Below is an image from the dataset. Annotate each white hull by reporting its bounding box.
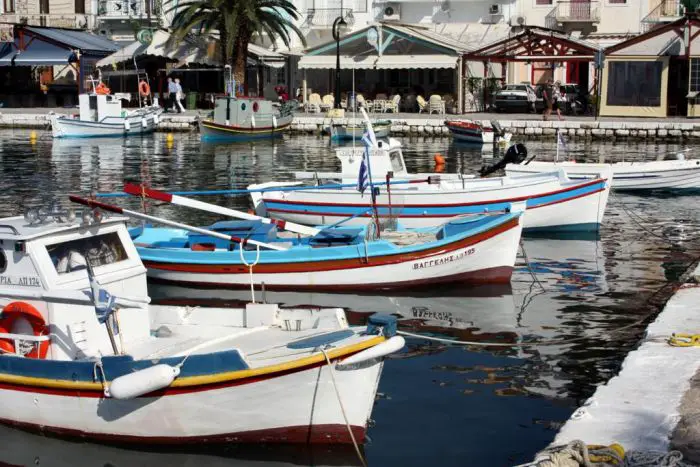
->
[144,216,523,289]
[0,357,382,443]
[50,108,162,139]
[506,160,700,191]
[254,172,610,232]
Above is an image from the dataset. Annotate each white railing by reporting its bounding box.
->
[0,13,96,29]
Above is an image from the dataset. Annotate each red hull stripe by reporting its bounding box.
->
[147,265,514,291]
[0,417,366,445]
[142,217,520,274]
[202,120,291,133]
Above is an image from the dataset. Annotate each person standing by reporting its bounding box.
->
[552,81,563,121]
[542,79,553,121]
[167,77,177,113]
[174,78,185,113]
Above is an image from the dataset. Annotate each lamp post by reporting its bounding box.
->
[332,14,347,109]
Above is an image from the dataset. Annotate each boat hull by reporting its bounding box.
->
[137,214,523,290]
[506,160,700,191]
[257,176,609,232]
[330,123,391,141]
[0,353,382,444]
[50,108,162,139]
[199,115,292,142]
[445,120,491,144]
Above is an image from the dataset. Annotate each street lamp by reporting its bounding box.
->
[332,14,348,109]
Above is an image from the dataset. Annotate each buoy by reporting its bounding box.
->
[141,118,147,128]
[106,364,180,400]
[434,153,445,165]
[124,120,131,131]
[29,131,37,140]
[336,336,405,368]
[166,133,174,142]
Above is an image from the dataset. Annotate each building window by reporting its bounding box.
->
[606,60,663,107]
[4,0,15,13]
[608,0,626,3]
[39,0,49,14]
[75,0,85,14]
[690,59,700,92]
[536,0,553,5]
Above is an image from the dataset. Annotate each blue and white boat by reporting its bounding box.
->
[50,93,161,139]
[250,139,612,233]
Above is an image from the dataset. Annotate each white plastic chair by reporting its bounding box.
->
[416,95,428,113]
[320,94,334,112]
[305,93,322,113]
[428,95,445,115]
[384,94,400,113]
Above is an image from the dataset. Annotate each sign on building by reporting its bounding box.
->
[0,25,14,43]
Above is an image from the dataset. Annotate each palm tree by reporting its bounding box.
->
[167,0,305,90]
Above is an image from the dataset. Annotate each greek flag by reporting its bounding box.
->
[557,130,568,152]
[357,132,372,195]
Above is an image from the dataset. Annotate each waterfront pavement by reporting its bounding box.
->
[5,107,700,140]
[540,262,700,464]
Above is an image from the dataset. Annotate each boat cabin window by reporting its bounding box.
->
[0,249,5,273]
[389,150,405,173]
[47,232,128,274]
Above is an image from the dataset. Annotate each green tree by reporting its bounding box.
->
[167,0,305,89]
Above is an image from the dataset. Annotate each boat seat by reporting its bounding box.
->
[309,228,363,246]
[187,221,277,249]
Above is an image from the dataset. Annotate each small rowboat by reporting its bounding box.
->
[327,120,391,141]
[505,158,700,192]
[0,205,403,445]
[445,120,492,144]
[199,97,292,142]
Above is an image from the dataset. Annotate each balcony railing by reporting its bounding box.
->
[554,1,600,23]
[0,13,96,29]
[642,0,684,32]
[302,8,355,29]
[97,0,157,19]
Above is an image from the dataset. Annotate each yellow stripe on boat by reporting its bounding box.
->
[0,335,386,391]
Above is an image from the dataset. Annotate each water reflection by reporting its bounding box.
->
[0,424,363,467]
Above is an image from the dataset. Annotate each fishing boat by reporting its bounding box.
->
[0,202,403,445]
[505,157,700,192]
[50,93,162,139]
[86,189,525,290]
[249,137,611,233]
[327,120,391,141]
[199,97,293,142]
[445,120,512,145]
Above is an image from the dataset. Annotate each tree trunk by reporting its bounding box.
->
[233,32,249,95]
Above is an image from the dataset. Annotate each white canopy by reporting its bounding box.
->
[298,54,458,70]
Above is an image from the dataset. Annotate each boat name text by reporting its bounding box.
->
[412,248,475,270]
[0,276,41,287]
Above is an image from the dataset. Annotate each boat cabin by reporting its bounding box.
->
[336,138,408,184]
[213,97,279,126]
[0,211,150,361]
[79,94,129,123]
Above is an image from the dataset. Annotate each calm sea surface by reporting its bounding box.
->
[1,130,700,466]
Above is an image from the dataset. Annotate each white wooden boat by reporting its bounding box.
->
[327,120,391,141]
[249,139,611,233]
[50,93,161,139]
[0,206,402,445]
[199,97,292,142]
[504,158,700,191]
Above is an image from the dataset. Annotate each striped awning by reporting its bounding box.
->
[298,54,458,70]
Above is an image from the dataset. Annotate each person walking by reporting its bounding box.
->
[174,78,185,113]
[552,81,563,121]
[167,77,178,113]
[542,79,553,121]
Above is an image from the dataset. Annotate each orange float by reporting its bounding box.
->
[0,301,49,359]
[95,82,111,95]
[138,80,151,97]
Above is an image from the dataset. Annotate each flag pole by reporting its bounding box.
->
[556,129,560,162]
[359,108,380,237]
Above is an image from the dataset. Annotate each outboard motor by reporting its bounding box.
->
[479,143,528,177]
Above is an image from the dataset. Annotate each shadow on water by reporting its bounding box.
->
[2,130,700,465]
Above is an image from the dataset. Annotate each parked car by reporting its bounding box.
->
[492,84,541,113]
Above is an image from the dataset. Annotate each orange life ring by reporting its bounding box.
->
[0,301,49,359]
[138,80,151,97]
[95,82,111,95]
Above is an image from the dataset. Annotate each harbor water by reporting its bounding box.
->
[1,130,700,466]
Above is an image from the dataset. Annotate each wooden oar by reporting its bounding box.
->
[123,183,320,237]
[69,196,288,251]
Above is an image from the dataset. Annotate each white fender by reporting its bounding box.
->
[153,113,159,125]
[105,364,180,400]
[336,336,404,368]
[141,118,148,128]
[124,120,131,131]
